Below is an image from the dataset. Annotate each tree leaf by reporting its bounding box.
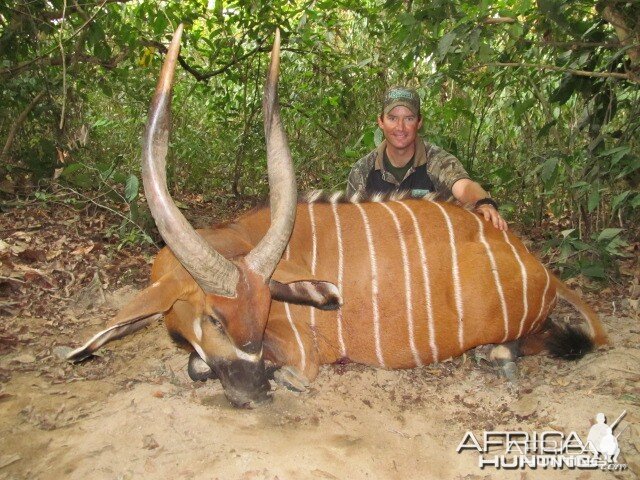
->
[540,157,558,184]
[398,13,417,26]
[598,146,629,158]
[549,76,578,105]
[374,127,384,147]
[125,174,139,203]
[611,190,631,211]
[362,130,375,150]
[580,263,606,279]
[438,31,457,58]
[537,120,557,139]
[587,187,600,213]
[596,228,623,242]
[570,181,589,189]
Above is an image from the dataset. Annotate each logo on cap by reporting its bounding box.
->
[387,89,416,101]
[383,86,420,115]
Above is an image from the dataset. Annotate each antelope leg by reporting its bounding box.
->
[473,342,520,382]
[273,366,310,392]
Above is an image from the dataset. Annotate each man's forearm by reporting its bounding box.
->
[451,178,491,206]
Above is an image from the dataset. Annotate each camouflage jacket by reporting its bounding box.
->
[346,137,470,199]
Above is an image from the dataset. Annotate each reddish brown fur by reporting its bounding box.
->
[149,198,605,381]
[262,200,555,378]
[80,197,607,385]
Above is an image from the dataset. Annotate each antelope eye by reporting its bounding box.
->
[207,314,225,334]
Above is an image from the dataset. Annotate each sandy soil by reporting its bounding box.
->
[1,282,638,480]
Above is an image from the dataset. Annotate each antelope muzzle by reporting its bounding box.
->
[211,357,272,408]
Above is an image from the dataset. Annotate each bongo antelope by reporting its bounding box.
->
[68,26,609,408]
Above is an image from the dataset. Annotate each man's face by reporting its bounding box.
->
[378,105,423,151]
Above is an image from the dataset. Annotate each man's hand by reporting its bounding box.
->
[451,179,509,231]
[476,203,508,231]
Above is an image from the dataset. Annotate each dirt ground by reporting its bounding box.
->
[1,197,639,480]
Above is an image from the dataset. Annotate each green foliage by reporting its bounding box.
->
[546,226,629,279]
[105,219,154,251]
[0,0,638,272]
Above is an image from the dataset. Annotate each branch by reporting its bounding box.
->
[57,185,159,248]
[280,102,337,139]
[1,90,47,161]
[144,38,268,82]
[538,40,626,50]
[476,62,637,82]
[600,3,640,66]
[70,1,93,66]
[3,49,129,78]
[483,17,517,25]
[9,0,131,22]
[57,0,69,130]
[0,0,110,78]
[55,50,130,69]
[145,38,309,82]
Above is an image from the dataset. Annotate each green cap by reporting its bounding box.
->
[382,86,420,116]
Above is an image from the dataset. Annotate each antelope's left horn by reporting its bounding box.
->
[245,29,297,281]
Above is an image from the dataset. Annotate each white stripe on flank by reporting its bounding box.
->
[355,203,385,367]
[284,243,290,261]
[307,202,318,345]
[502,231,529,337]
[380,202,421,366]
[395,201,438,362]
[433,202,465,350]
[331,203,347,358]
[306,189,322,203]
[285,302,306,371]
[529,267,551,334]
[471,213,510,342]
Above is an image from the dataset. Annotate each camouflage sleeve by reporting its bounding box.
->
[425,144,470,199]
[346,151,377,198]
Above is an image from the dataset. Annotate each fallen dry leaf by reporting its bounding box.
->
[46,249,63,261]
[70,244,95,256]
[142,434,159,450]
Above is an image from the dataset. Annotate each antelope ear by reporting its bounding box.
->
[67,274,188,362]
[67,314,162,362]
[269,280,342,311]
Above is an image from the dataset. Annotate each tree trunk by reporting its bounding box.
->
[599,2,640,68]
[1,90,46,161]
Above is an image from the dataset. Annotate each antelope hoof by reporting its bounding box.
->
[499,361,519,383]
[473,344,495,364]
[488,344,520,383]
[273,366,309,392]
[188,351,218,382]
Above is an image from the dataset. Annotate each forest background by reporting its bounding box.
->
[1,0,638,280]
